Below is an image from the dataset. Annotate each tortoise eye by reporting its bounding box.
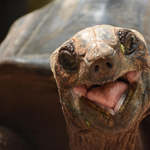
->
[118,29,138,55]
[124,32,137,55]
[59,50,77,70]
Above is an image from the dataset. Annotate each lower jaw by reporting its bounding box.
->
[80,82,137,116]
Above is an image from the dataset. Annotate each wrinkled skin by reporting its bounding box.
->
[50,25,150,150]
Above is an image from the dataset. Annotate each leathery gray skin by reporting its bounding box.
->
[50,25,150,150]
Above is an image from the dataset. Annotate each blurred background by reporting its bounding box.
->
[0,0,52,43]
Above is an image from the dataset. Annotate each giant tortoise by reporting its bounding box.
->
[0,0,150,150]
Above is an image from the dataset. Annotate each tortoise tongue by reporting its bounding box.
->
[87,81,128,109]
[73,71,139,112]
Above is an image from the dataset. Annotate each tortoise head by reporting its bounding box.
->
[50,25,150,134]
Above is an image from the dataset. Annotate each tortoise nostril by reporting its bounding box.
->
[106,62,112,69]
[94,65,99,73]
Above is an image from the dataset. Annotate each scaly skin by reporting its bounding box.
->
[50,25,150,150]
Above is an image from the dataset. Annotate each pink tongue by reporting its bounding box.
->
[87,81,128,109]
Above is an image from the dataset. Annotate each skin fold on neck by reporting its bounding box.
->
[67,123,140,150]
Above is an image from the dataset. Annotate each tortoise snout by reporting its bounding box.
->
[89,57,115,80]
[85,42,120,81]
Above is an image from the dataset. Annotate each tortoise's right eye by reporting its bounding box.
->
[59,50,77,70]
[58,40,77,70]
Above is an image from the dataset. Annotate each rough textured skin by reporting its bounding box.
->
[50,25,150,150]
[0,0,150,150]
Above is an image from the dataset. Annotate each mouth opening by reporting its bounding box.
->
[73,71,139,116]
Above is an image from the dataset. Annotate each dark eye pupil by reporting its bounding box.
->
[63,58,70,65]
[129,37,135,49]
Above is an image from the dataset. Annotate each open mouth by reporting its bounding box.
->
[73,71,140,116]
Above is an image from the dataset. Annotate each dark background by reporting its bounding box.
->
[0,0,51,43]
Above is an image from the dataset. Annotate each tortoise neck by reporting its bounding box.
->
[67,124,140,150]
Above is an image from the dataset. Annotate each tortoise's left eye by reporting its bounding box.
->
[124,32,137,55]
[59,50,77,70]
